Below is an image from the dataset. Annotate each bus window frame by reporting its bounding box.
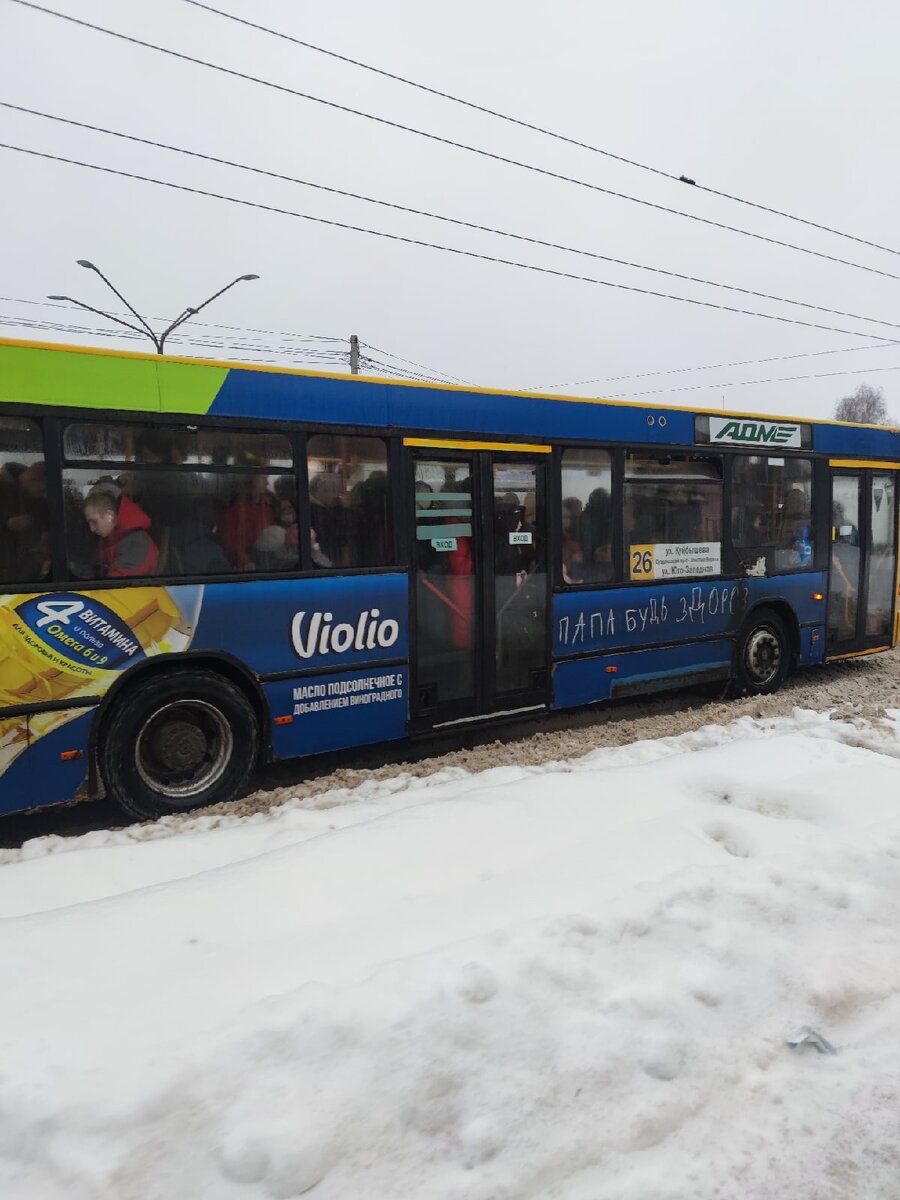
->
[621,448,726,586]
[554,443,623,591]
[0,410,57,590]
[61,415,301,584]
[727,448,819,576]
[305,431,395,572]
[46,412,405,589]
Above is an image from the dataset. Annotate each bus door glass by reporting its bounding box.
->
[410,450,549,722]
[828,469,897,653]
[413,457,477,712]
[491,460,547,696]
[865,473,897,641]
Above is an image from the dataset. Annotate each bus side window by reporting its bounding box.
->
[62,421,298,579]
[0,415,48,583]
[307,435,391,568]
[560,448,613,584]
[732,456,813,570]
[623,453,723,568]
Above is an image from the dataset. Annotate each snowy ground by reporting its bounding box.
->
[3,708,900,1199]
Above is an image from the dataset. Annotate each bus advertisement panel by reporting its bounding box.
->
[0,574,409,811]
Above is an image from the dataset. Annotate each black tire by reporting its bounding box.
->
[100,668,259,821]
[731,607,791,697]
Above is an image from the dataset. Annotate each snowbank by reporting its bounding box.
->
[2,710,900,1198]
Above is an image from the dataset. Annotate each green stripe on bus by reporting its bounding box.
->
[0,344,227,415]
[417,523,472,539]
[417,508,472,519]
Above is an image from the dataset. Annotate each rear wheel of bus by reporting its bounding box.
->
[732,607,790,697]
[100,668,259,821]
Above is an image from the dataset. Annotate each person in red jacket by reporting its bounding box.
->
[444,481,473,649]
[83,490,159,578]
[219,475,279,570]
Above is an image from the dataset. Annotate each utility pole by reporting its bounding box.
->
[49,260,259,354]
[349,333,359,375]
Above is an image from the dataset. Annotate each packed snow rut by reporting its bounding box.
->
[210,652,900,819]
[3,651,899,853]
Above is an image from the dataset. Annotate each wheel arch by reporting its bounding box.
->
[734,597,801,669]
[88,651,270,795]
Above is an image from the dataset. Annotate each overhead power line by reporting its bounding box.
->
[359,342,472,385]
[3,141,894,346]
[358,357,447,384]
[526,339,900,392]
[0,313,352,364]
[0,315,350,358]
[8,104,900,335]
[624,360,900,400]
[183,0,900,260]
[9,0,900,283]
[22,295,892,397]
[8,313,898,400]
[0,294,347,345]
[1,298,467,381]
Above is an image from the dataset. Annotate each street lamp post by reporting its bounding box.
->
[48,260,259,354]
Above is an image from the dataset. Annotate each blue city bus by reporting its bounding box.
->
[0,337,897,820]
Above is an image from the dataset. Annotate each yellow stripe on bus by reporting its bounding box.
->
[828,459,900,470]
[826,646,891,661]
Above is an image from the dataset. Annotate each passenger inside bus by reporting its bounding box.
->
[309,471,350,567]
[667,487,704,542]
[349,470,390,566]
[830,523,860,640]
[82,489,159,578]
[166,501,231,576]
[220,474,282,571]
[561,493,586,584]
[581,487,614,580]
[251,495,301,572]
[0,460,49,581]
[444,477,474,649]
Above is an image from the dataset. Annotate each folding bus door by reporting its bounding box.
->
[408,442,550,727]
[827,467,898,656]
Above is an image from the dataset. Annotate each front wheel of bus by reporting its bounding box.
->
[733,607,790,697]
[100,669,259,821]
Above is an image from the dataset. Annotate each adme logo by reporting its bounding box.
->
[291,608,400,660]
[711,419,799,446]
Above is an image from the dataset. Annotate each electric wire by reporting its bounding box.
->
[8,313,898,399]
[624,360,900,399]
[525,339,900,391]
[9,0,900,283]
[1,141,895,347]
[181,0,900,260]
[16,295,893,396]
[358,355,449,384]
[0,293,347,344]
[14,103,900,334]
[0,298,461,378]
[0,317,350,359]
[0,313,352,363]
[358,341,471,384]
[10,103,900,335]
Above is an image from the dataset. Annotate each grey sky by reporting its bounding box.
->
[1,0,899,419]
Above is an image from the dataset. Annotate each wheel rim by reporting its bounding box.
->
[134,700,233,799]
[744,626,782,686]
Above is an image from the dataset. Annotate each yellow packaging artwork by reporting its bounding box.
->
[0,586,195,777]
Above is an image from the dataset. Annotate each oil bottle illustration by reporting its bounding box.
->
[0,584,204,776]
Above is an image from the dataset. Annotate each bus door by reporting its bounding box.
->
[827,467,898,655]
[408,445,550,726]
